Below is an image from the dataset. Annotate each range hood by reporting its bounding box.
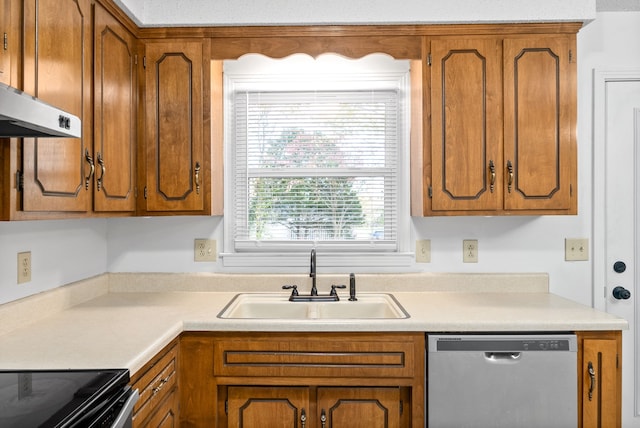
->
[0,82,81,138]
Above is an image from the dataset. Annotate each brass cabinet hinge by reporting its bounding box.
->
[143,56,146,69]
[15,170,23,191]
[225,400,228,415]
[3,32,7,51]
[427,53,432,66]
[134,54,138,65]
[428,186,433,198]
[570,184,573,197]
[144,186,148,199]
[569,49,574,63]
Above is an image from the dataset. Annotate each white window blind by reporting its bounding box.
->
[233,89,400,252]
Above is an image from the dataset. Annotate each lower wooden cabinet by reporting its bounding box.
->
[139,387,179,428]
[577,331,622,428]
[180,332,424,428]
[226,385,403,428]
[131,340,179,428]
[139,330,621,428]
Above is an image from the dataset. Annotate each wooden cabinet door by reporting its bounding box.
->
[227,386,310,428]
[93,3,137,213]
[503,37,575,212]
[0,0,10,85]
[21,0,92,212]
[430,38,503,212]
[138,387,179,428]
[581,337,621,428]
[317,387,401,428]
[143,40,205,213]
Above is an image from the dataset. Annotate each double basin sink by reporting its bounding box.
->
[218,292,410,320]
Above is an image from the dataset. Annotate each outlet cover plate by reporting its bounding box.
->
[194,239,217,262]
[17,251,31,284]
[463,239,478,263]
[565,238,589,261]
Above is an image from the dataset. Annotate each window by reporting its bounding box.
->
[223,54,412,268]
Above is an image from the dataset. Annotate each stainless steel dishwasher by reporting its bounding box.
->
[427,334,577,428]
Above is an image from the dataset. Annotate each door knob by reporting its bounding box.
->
[612,286,631,300]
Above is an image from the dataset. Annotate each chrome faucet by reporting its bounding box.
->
[310,249,318,296]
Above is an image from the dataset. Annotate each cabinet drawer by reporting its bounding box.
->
[132,344,178,426]
[213,333,418,378]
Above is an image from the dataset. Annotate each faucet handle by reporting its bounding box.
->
[282,285,299,296]
[330,284,346,297]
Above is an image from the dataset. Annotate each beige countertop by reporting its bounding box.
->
[0,273,628,375]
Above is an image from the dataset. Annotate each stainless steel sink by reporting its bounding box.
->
[217,293,410,319]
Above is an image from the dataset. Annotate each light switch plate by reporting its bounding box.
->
[565,238,589,261]
[194,239,217,262]
[416,240,431,263]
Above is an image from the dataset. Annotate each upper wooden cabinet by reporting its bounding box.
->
[419,34,577,216]
[93,2,137,214]
[20,0,93,214]
[0,0,11,85]
[139,39,216,215]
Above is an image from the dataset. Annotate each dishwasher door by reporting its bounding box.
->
[427,334,577,428]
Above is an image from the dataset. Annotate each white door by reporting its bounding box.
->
[594,70,640,427]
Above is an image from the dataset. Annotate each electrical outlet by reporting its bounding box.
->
[565,238,589,261]
[416,240,431,263]
[194,239,217,262]
[17,251,31,284]
[463,240,478,263]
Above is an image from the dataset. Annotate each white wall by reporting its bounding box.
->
[2,11,640,308]
[0,219,107,304]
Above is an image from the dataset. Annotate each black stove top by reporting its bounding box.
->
[0,369,129,428]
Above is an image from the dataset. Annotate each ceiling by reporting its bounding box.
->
[112,0,604,27]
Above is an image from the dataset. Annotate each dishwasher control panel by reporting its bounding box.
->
[430,335,577,352]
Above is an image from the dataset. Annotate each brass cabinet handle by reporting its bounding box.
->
[152,375,170,395]
[588,361,596,401]
[84,149,94,190]
[194,161,201,195]
[489,160,496,193]
[506,160,514,193]
[96,152,105,192]
[301,408,306,428]
[320,409,327,428]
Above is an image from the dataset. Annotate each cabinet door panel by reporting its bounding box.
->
[0,0,10,85]
[582,338,620,428]
[138,388,179,428]
[22,0,91,212]
[144,40,204,212]
[227,386,309,428]
[503,37,574,211]
[317,387,400,428]
[430,38,502,212]
[93,4,136,213]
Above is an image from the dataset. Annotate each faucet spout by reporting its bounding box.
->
[310,249,317,296]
